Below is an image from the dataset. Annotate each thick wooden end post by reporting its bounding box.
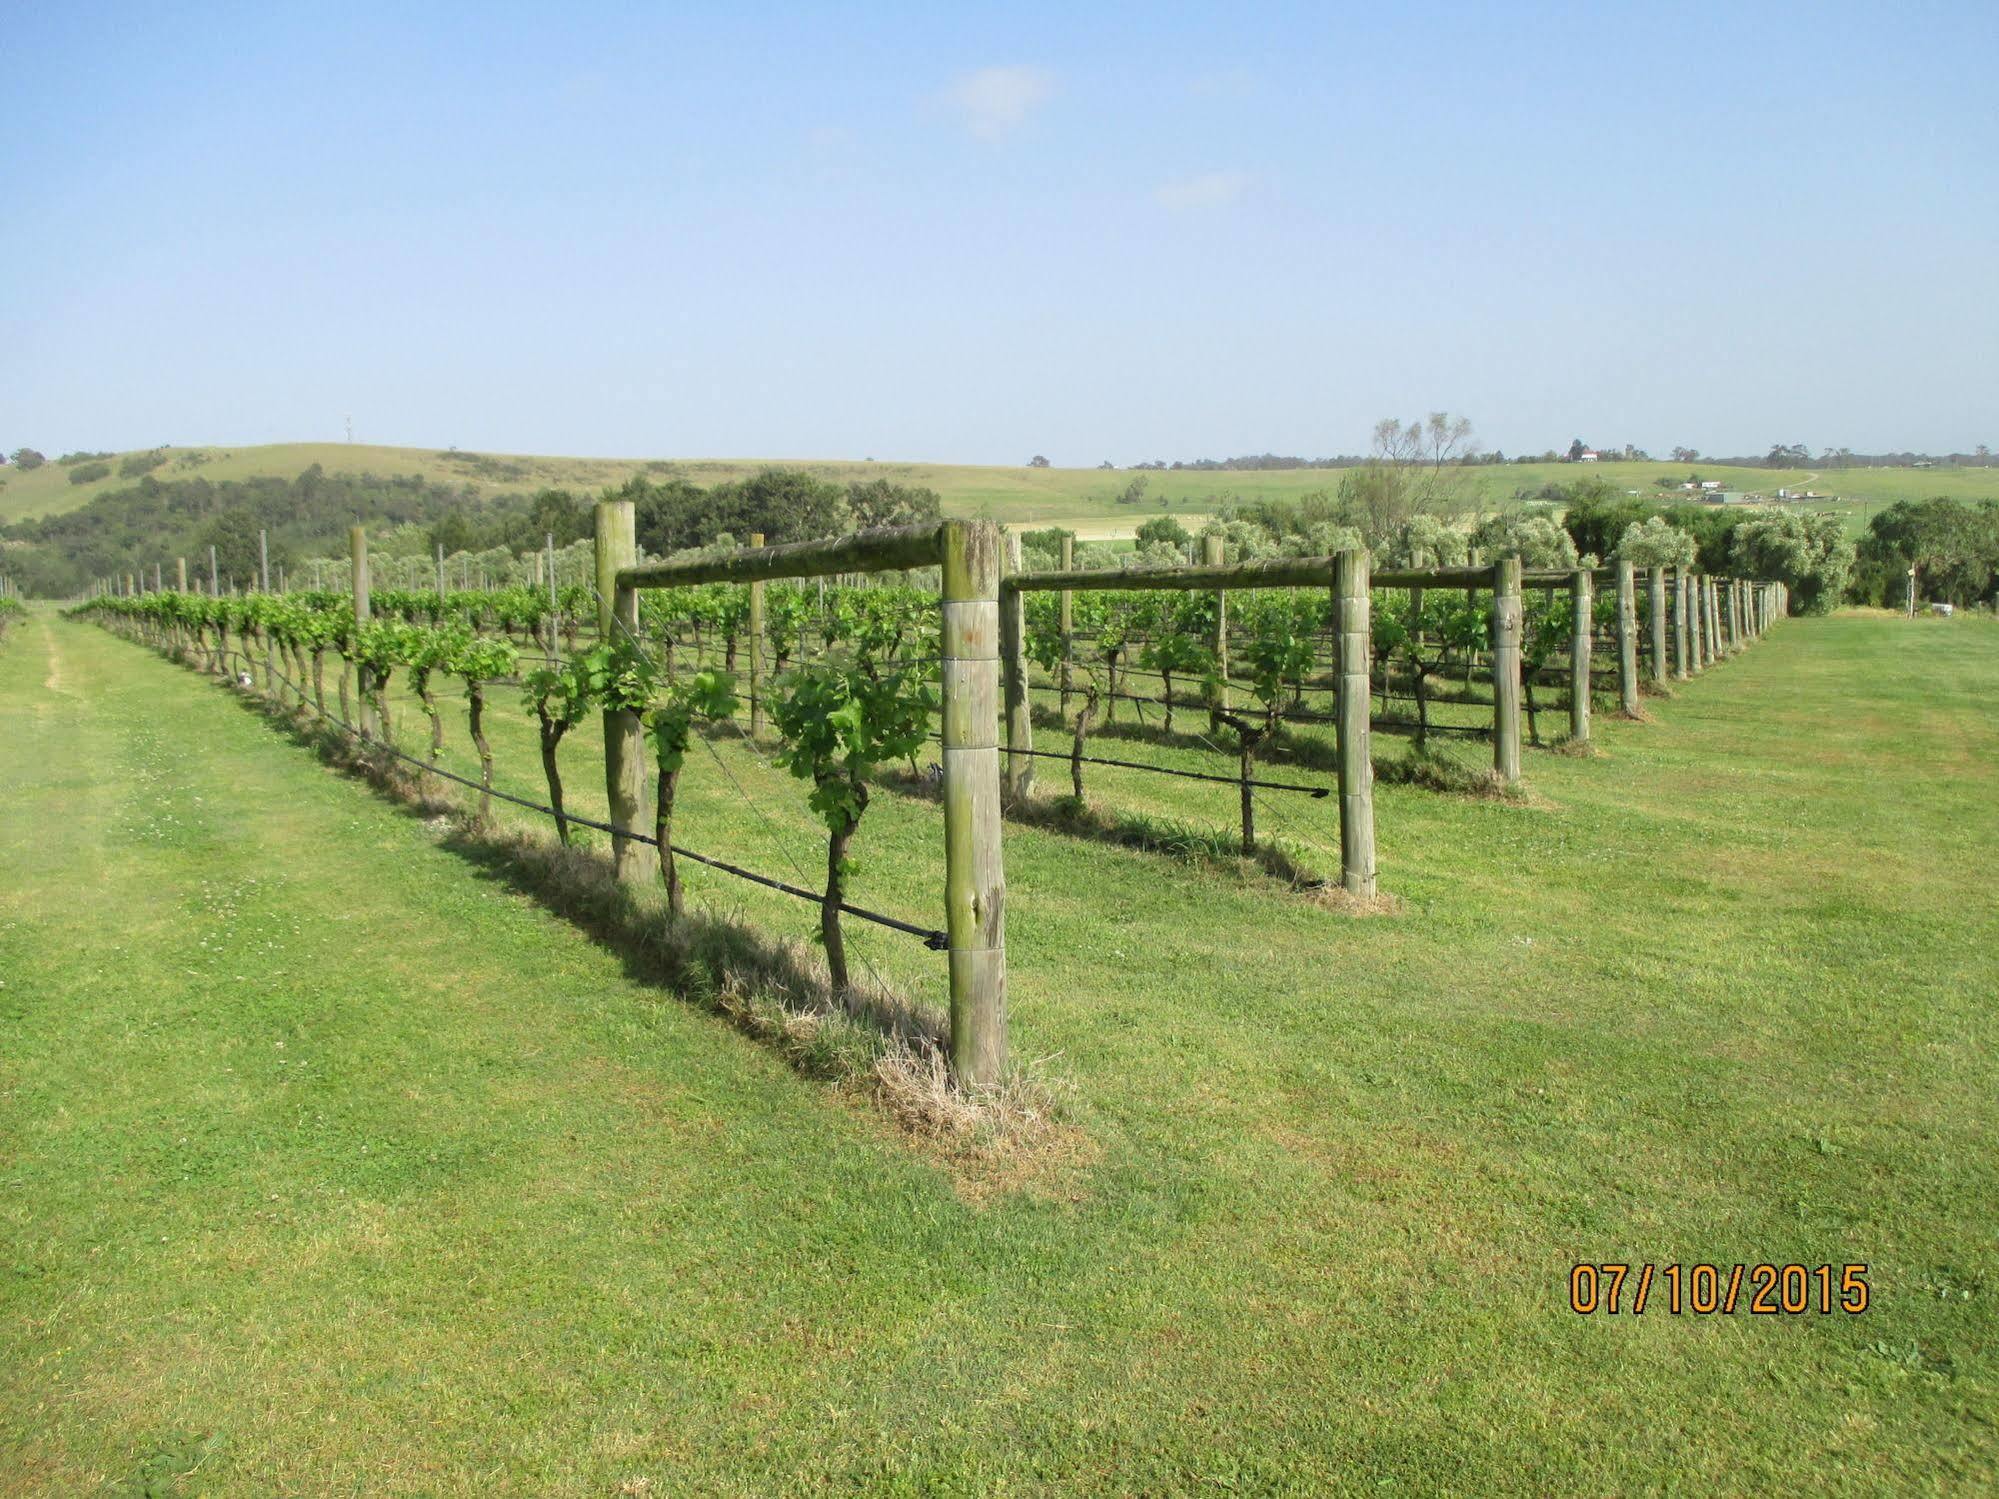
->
[1570,568,1592,744]
[940,520,1007,1088]
[748,533,767,738]
[1000,531,1033,801]
[1058,534,1075,716]
[1491,556,1523,783]
[596,499,656,884]
[1205,532,1230,713]
[1616,560,1639,715]
[176,557,187,592]
[1333,549,1376,896]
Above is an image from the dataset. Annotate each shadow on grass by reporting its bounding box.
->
[881,763,1345,898]
[176,667,1069,1170]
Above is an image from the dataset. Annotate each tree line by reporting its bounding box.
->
[0,465,942,597]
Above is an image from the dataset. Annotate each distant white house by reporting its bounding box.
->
[1577,449,1600,462]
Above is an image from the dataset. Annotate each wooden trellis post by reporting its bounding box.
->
[1616,560,1639,715]
[1648,565,1667,687]
[596,499,655,884]
[1000,531,1033,800]
[1569,567,1592,745]
[436,542,447,599]
[1673,566,1691,680]
[351,526,372,734]
[1691,573,1707,670]
[1205,532,1229,713]
[747,533,767,739]
[1058,534,1075,717]
[176,556,187,592]
[1333,549,1375,896]
[941,520,1008,1087]
[1492,556,1523,783]
[545,533,559,657]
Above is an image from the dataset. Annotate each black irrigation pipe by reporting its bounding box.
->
[932,730,1331,797]
[1373,718,1492,739]
[1031,675,1502,716]
[211,646,949,950]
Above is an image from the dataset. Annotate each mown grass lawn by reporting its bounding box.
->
[2,608,1994,1494]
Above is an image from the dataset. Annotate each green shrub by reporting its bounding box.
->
[66,461,112,485]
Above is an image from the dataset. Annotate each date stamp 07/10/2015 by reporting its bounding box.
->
[1570,1263,1870,1316]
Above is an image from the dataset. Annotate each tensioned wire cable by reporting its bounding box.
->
[586,590,922,998]
[210,643,949,949]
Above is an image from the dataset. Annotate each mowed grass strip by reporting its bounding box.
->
[1,610,1994,1493]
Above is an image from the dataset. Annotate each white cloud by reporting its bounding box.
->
[944,65,1054,141]
[1154,170,1254,212]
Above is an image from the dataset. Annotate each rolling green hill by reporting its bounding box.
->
[6,440,1995,534]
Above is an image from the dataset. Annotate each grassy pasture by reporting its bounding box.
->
[2,608,1995,1492]
[5,440,1995,535]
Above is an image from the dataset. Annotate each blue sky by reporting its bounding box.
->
[4,1,1994,465]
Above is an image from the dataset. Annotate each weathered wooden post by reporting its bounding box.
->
[1000,532,1033,800]
[435,542,446,599]
[1492,556,1523,783]
[747,533,767,739]
[209,544,219,598]
[1204,532,1230,714]
[596,498,655,884]
[1569,567,1592,745]
[940,519,1007,1087]
[1693,573,1708,670]
[545,532,559,657]
[1672,566,1691,680]
[1700,578,1714,665]
[1058,533,1075,716]
[1648,565,1667,687]
[259,529,270,593]
[351,525,372,735]
[1333,549,1376,895]
[176,556,187,592]
[1616,560,1639,716]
